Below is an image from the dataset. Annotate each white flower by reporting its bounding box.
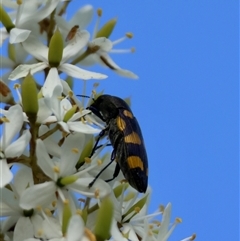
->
[55,4,94,41]
[0,105,31,187]
[19,138,111,210]
[86,36,138,79]
[42,85,101,134]
[9,32,107,97]
[0,164,47,240]
[1,0,60,44]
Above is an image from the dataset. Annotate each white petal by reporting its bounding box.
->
[42,217,62,239]
[0,159,13,187]
[0,105,23,149]
[100,53,138,79]
[13,217,34,241]
[68,177,111,198]
[5,130,31,158]
[9,28,31,44]
[9,62,47,80]
[157,203,172,240]
[59,63,107,80]
[36,139,55,180]
[62,30,90,63]
[19,181,56,210]
[68,121,101,134]
[39,125,61,158]
[0,28,10,46]
[42,68,62,97]
[22,35,48,62]
[0,201,16,216]
[59,133,83,176]
[20,0,60,24]
[58,121,70,133]
[37,98,52,123]
[12,164,34,196]
[115,68,139,79]
[70,5,93,29]
[66,215,84,241]
[91,37,112,52]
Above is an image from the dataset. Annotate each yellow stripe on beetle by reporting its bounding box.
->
[127,156,144,170]
[125,132,141,145]
[116,116,126,131]
[123,110,133,119]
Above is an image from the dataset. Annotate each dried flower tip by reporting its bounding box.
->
[53,166,60,173]
[71,148,79,153]
[131,47,136,53]
[97,8,102,17]
[85,228,96,241]
[63,199,69,205]
[17,0,22,5]
[126,32,133,38]
[159,204,165,212]
[182,234,197,241]
[14,83,21,89]
[94,188,100,198]
[1,117,10,123]
[175,217,182,223]
[0,80,11,97]
[85,157,91,163]
[97,159,102,165]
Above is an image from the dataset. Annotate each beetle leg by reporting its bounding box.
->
[88,157,116,188]
[105,162,120,182]
[89,129,106,158]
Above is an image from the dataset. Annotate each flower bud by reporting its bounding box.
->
[63,105,77,122]
[22,73,38,123]
[0,5,15,32]
[94,197,113,241]
[48,29,63,67]
[62,200,72,235]
[0,80,15,105]
[76,138,94,170]
[95,18,117,38]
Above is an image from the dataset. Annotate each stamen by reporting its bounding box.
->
[85,157,91,163]
[53,166,60,173]
[175,217,182,223]
[71,148,79,154]
[94,189,100,198]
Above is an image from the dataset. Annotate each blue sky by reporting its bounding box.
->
[67,1,238,240]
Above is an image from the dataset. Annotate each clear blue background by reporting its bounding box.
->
[68,1,238,240]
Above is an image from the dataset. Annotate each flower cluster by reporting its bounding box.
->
[0,1,195,241]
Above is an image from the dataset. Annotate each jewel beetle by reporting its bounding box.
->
[88,94,148,193]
